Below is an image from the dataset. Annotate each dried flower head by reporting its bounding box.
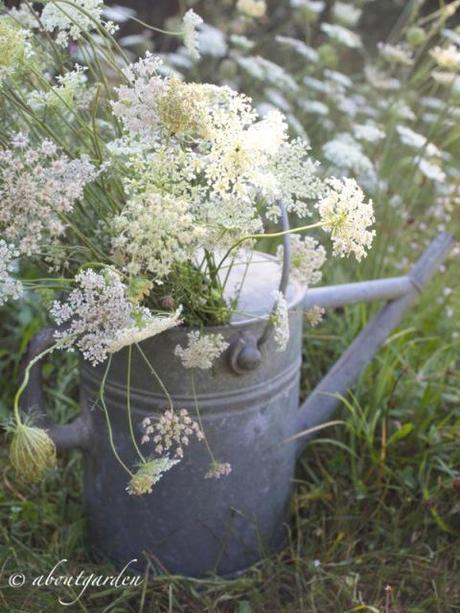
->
[205,461,232,479]
[174,331,229,369]
[141,409,204,458]
[9,421,57,483]
[126,456,179,496]
[316,177,375,261]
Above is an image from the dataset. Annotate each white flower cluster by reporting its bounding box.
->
[353,122,385,144]
[0,136,97,256]
[277,234,326,287]
[320,23,362,48]
[30,64,89,111]
[316,177,375,261]
[0,240,23,306]
[174,331,229,369]
[271,291,290,352]
[50,268,134,365]
[126,456,179,496]
[112,188,203,280]
[378,43,414,66]
[322,133,376,187]
[305,305,325,327]
[430,44,460,70]
[332,2,362,27]
[182,9,203,60]
[41,0,117,47]
[141,409,204,459]
[110,54,323,272]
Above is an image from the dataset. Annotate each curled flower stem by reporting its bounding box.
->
[13,344,59,427]
[126,345,145,463]
[135,344,174,412]
[99,355,133,477]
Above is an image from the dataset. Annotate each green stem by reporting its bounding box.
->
[126,345,145,463]
[13,344,59,426]
[99,355,133,477]
[135,344,174,412]
[190,372,215,463]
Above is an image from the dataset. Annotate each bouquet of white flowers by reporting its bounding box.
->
[0,0,374,494]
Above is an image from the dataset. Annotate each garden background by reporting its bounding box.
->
[0,0,459,610]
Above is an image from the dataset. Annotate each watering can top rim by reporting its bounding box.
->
[216,249,305,328]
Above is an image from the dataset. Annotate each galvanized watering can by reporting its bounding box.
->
[20,232,453,577]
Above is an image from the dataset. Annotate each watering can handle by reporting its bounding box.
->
[228,202,291,373]
[18,327,91,451]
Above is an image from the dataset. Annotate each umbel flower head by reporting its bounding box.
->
[126,456,179,496]
[316,177,375,261]
[8,420,57,483]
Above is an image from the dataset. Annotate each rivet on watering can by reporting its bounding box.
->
[228,331,262,374]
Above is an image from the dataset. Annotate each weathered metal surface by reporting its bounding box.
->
[18,232,454,577]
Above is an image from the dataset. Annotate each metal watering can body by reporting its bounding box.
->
[19,232,454,577]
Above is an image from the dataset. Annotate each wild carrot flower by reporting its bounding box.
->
[182,9,203,60]
[141,409,204,459]
[277,235,326,287]
[430,45,460,70]
[316,177,375,261]
[108,308,183,354]
[305,305,325,327]
[271,291,290,352]
[175,331,229,369]
[9,421,57,483]
[0,241,23,306]
[50,268,134,366]
[0,136,98,255]
[41,0,117,47]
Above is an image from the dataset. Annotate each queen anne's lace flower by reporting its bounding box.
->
[112,189,203,280]
[305,305,325,327]
[126,456,179,496]
[174,331,229,369]
[378,43,414,66]
[430,44,460,70]
[332,2,361,27]
[271,291,290,352]
[277,234,326,287]
[0,136,98,255]
[320,23,362,48]
[205,461,232,479]
[50,268,134,366]
[353,122,385,144]
[141,409,204,458]
[182,9,203,60]
[0,240,23,306]
[316,177,375,261]
[322,133,376,186]
[41,0,117,47]
[396,125,442,157]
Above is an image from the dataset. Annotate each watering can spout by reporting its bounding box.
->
[294,231,455,453]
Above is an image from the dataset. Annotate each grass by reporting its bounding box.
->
[0,260,459,612]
